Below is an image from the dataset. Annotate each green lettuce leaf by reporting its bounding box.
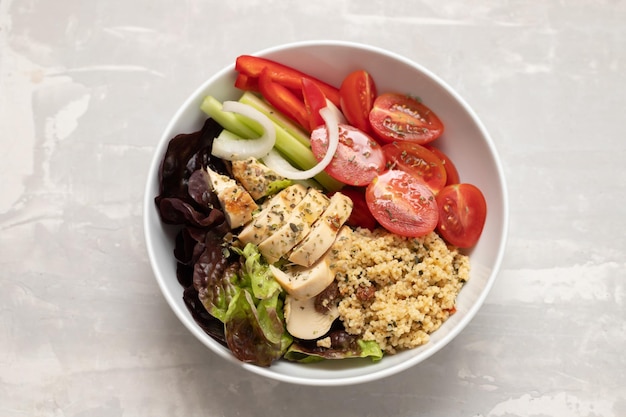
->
[220,243,291,366]
[241,243,282,300]
[224,289,283,366]
[284,330,383,363]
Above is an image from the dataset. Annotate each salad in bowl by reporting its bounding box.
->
[144,41,508,385]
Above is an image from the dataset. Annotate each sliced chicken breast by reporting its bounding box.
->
[231,157,286,200]
[205,167,258,228]
[257,188,330,264]
[237,184,307,245]
[288,192,353,267]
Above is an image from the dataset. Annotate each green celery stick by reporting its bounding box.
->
[200,96,258,138]
[201,95,343,192]
[238,91,311,147]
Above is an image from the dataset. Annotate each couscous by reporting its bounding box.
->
[329,226,470,353]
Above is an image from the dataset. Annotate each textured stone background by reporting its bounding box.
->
[1,1,624,416]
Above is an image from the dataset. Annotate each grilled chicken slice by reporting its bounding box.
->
[257,188,330,264]
[268,252,334,300]
[231,157,286,200]
[237,184,307,245]
[205,167,258,228]
[288,192,353,267]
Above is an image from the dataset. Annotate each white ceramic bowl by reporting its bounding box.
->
[144,40,508,386]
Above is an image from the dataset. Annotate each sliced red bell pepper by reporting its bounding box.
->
[301,77,327,131]
[234,73,259,92]
[258,68,310,131]
[235,55,341,106]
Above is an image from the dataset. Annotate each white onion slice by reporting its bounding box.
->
[324,98,347,125]
[210,101,276,161]
[263,106,340,181]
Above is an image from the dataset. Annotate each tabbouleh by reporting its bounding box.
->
[328,226,470,354]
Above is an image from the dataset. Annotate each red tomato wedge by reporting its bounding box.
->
[365,170,438,237]
[332,187,378,230]
[382,142,447,194]
[339,70,377,134]
[302,78,327,131]
[435,183,487,248]
[425,145,460,185]
[369,93,444,145]
[235,55,341,106]
[258,69,310,130]
[310,124,386,186]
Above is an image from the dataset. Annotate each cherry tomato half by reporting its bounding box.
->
[339,70,377,134]
[382,142,447,194]
[435,183,487,248]
[369,93,444,145]
[310,124,386,186]
[365,170,438,237]
[425,145,460,185]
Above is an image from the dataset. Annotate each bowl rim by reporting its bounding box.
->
[143,39,509,386]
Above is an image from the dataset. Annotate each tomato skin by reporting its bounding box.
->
[435,183,487,248]
[425,145,460,185]
[235,55,341,106]
[301,77,327,131]
[382,142,447,194]
[332,187,378,230]
[365,170,438,237]
[339,70,377,134]
[310,124,386,186]
[369,93,444,145]
[258,69,310,130]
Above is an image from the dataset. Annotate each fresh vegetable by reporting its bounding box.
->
[154,118,227,227]
[310,123,386,186]
[234,73,259,91]
[235,55,341,106]
[210,101,276,161]
[258,68,310,130]
[285,331,383,363]
[382,141,447,194]
[339,70,377,134]
[238,91,311,147]
[369,93,444,144]
[198,96,259,140]
[435,183,487,248]
[201,93,343,191]
[365,170,439,237]
[262,107,340,181]
[302,77,327,131]
[425,144,461,186]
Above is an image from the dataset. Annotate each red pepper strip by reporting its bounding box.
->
[234,73,259,91]
[235,55,341,106]
[235,72,304,100]
[258,68,310,131]
[301,77,327,131]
